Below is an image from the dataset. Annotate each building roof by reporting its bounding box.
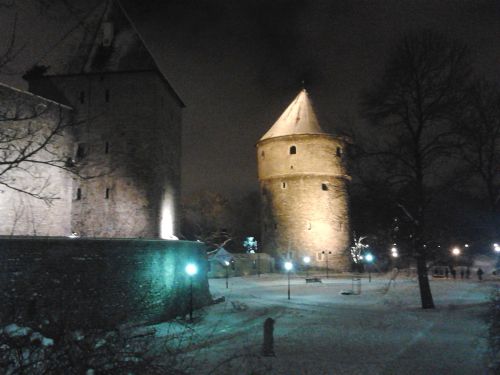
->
[260,89,325,141]
[29,0,184,106]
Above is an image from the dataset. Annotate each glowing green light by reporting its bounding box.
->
[365,253,374,262]
[185,263,198,276]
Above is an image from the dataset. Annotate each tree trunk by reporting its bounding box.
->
[416,253,435,309]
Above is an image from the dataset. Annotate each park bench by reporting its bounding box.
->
[305,277,322,283]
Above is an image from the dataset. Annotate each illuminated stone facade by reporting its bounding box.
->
[0,1,183,238]
[256,90,351,271]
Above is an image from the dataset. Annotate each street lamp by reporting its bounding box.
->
[185,263,198,322]
[284,261,293,300]
[365,253,374,282]
[452,247,461,256]
[322,251,332,278]
[390,246,398,258]
[224,260,230,289]
[303,256,311,278]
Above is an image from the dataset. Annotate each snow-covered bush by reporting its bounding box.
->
[0,323,188,374]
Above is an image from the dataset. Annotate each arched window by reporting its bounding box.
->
[336,147,342,157]
[322,183,328,191]
[289,146,296,155]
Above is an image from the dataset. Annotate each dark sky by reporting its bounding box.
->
[1,0,500,198]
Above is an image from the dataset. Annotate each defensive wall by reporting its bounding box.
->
[0,237,211,329]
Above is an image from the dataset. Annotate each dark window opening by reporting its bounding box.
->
[336,147,342,157]
[322,183,328,191]
[79,91,85,104]
[289,146,296,155]
[282,182,286,189]
[76,143,86,160]
[76,188,82,200]
[105,142,109,154]
[261,150,265,158]
[274,223,277,230]
[290,165,294,169]
[105,89,110,103]
[105,188,110,199]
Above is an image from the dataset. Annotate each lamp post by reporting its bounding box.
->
[322,251,332,278]
[224,260,230,289]
[284,261,293,300]
[365,253,374,282]
[303,256,311,278]
[185,263,198,322]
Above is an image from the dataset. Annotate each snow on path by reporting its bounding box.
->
[153,274,494,375]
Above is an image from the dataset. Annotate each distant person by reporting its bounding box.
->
[451,268,456,279]
[445,268,449,279]
[460,269,464,279]
[477,268,484,281]
[465,267,470,279]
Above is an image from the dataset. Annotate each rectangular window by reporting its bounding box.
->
[105,89,110,103]
[105,188,110,199]
[79,91,85,104]
[105,142,109,154]
[76,188,82,200]
[322,183,328,191]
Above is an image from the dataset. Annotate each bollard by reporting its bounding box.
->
[262,317,275,357]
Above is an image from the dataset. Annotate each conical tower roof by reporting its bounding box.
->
[260,90,325,141]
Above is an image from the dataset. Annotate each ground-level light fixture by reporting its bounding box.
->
[284,261,293,300]
[224,260,230,289]
[185,263,198,322]
[365,253,374,282]
[303,256,311,278]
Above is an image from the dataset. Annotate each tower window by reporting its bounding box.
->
[336,147,342,157]
[76,188,82,200]
[289,146,296,155]
[307,221,312,230]
[261,150,265,158]
[105,188,110,199]
[322,183,328,191]
[105,89,110,103]
[105,142,110,154]
[79,91,85,104]
[282,182,287,189]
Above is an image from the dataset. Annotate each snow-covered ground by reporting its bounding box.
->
[152,273,496,375]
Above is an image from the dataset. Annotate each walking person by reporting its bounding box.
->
[477,268,484,281]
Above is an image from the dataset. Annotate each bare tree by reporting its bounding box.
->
[362,30,472,309]
[453,79,500,219]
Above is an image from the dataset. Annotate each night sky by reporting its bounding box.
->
[1,0,499,198]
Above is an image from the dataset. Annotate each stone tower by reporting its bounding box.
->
[256,90,351,271]
[24,0,184,238]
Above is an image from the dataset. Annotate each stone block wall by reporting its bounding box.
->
[0,238,210,328]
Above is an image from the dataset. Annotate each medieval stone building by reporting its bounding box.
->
[256,90,351,271]
[0,0,183,238]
